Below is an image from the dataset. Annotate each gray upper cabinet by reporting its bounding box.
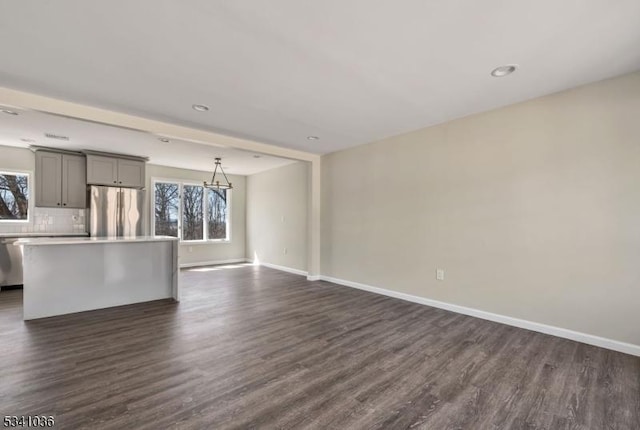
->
[86,155,119,186]
[116,159,145,188]
[61,154,87,208]
[35,151,62,208]
[35,151,87,208]
[86,155,145,188]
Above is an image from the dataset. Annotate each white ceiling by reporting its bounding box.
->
[1,1,639,154]
[0,108,297,175]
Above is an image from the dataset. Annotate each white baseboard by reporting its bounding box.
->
[307,275,321,281]
[251,261,308,277]
[319,275,640,357]
[180,258,248,268]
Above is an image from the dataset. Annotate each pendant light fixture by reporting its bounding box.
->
[204,157,233,190]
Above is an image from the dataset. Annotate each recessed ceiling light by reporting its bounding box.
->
[1,109,18,115]
[307,136,319,140]
[158,137,170,143]
[491,65,518,77]
[20,138,35,143]
[192,104,210,112]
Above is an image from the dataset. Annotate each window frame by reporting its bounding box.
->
[0,169,32,224]
[151,177,231,244]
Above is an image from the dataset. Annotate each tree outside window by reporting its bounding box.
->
[0,172,29,221]
[207,188,227,240]
[154,182,179,236]
[182,185,203,240]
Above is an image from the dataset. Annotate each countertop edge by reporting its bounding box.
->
[16,236,179,246]
[0,233,89,238]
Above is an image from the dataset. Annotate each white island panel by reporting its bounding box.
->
[20,237,179,320]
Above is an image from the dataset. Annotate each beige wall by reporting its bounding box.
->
[0,145,33,171]
[146,164,246,265]
[321,72,640,345]
[247,161,309,272]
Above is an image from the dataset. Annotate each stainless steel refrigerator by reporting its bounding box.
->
[89,185,145,237]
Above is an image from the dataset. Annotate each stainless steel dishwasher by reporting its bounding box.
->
[0,238,23,287]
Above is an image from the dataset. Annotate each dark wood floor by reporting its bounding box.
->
[1,264,639,429]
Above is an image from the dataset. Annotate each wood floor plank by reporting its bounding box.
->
[0,264,638,429]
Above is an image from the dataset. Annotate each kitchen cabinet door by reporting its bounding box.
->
[62,154,87,208]
[87,155,118,186]
[117,159,145,188]
[35,151,62,207]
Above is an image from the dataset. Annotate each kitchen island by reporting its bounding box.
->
[17,236,179,320]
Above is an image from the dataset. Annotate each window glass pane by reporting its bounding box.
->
[0,173,29,221]
[207,189,228,240]
[182,185,203,240]
[154,182,179,237]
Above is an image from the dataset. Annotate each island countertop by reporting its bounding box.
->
[17,235,179,246]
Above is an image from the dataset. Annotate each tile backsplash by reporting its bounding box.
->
[0,207,86,234]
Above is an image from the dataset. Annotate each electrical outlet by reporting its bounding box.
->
[281,216,286,223]
[188,246,193,253]
[436,268,445,281]
[283,247,288,255]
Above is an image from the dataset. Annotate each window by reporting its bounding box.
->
[182,185,204,241]
[207,188,228,240]
[152,179,230,241]
[154,182,179,237]
[0,172,29,222]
